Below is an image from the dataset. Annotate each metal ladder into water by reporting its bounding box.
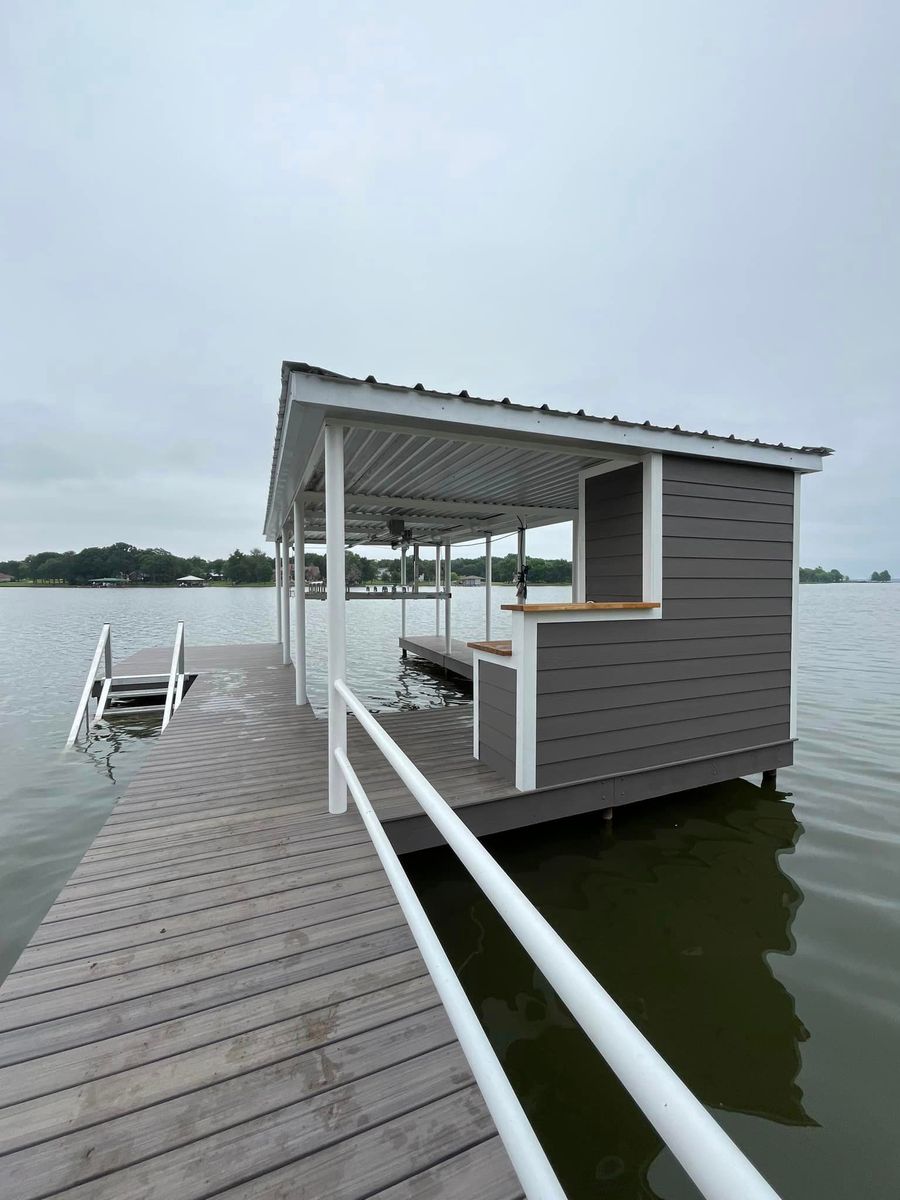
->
[65,621,187,746]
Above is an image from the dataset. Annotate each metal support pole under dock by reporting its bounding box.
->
[325,425,348,814]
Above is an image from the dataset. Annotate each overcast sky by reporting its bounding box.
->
[1,1,896,574]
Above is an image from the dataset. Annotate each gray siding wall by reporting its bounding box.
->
[536,455,794,787]
[584,464,643,601]
[478,660,517,785]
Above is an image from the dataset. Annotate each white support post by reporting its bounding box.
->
[444,541,452,654]
[571,514,581,602]
[484,533,492,641]
[412,545,419,593]
[274,537,283,642]
[293,495,307,705]
[434,544,441,636]
[281,530,291,667]
[641,453,663,605]
[790,472,800,740]
[400,545,407,640]
[325,425,348,813]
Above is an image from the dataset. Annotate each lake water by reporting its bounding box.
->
[1,582,898,1198]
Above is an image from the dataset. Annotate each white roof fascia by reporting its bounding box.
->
[292,371,826,474]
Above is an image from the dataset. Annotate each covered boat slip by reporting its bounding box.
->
[269,363,828,819]
[0,645,522,1199]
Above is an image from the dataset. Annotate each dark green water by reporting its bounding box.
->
[405,583,900,1199]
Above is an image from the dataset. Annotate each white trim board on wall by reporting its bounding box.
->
[577,454,663,613]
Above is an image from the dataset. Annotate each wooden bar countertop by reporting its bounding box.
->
[500,601,661,613]
[466,639,513,656]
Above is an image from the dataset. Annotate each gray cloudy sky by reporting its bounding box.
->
[1,1,897,574]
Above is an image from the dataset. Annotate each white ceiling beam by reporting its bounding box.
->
[300,491,575,520]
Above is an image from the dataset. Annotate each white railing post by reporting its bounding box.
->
[161,620,185,732]
[294,495,307,705]
[281,529,291,667]
[444,541,451,654]
[104,630,113,681]
[325,424,347,813]
[66,624,111,747]
[484,532,492,641]
[274,537,283,643]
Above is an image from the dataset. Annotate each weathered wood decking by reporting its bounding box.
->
[0,645,522,1199]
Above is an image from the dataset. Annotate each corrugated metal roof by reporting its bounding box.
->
[266,360,832,536]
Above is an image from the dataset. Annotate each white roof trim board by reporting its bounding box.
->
[265,362,830,543]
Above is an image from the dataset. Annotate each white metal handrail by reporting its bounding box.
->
[334,677,781,1200]
[334,747,564,1200]
[161,621,185,732]
[65,624,112,747]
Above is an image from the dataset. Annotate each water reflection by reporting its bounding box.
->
[406,778,811,1199]
[77,716,159,783]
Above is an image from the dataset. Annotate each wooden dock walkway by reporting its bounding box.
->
[0,645,522,1199]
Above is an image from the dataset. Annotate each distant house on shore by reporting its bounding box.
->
[90,577,126,588]
[457,575,483,587]
[0,572,13,583]
[177,575,206,588]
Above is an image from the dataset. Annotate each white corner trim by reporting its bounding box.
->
[472,654,480,758]
[790,472,801,740]
[510,611,537,791]
[642,452,663,607]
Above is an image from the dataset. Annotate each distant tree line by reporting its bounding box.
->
[799,566,892,584]
[0,543,274,585]
[799,566,849,584]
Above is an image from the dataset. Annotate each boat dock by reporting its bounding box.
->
[0,644,523,1199]
[0,359,830,1199]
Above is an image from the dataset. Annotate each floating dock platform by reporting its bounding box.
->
[398,635,475,680]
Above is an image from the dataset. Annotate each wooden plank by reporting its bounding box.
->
[11,1049,475,1200]
[0,647,521,1200]
[466,639,512,656]
[371,1138,524,1200]
[0,979,441,1155]
[501,601,659,612]
[0,1005,457,1198]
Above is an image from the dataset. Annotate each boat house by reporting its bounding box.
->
[9,359,830,1199]
[266,362,829,842]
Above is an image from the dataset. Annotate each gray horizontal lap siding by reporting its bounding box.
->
[584,465,643,601]
[535,455,794,787]
[478,660,517,785]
